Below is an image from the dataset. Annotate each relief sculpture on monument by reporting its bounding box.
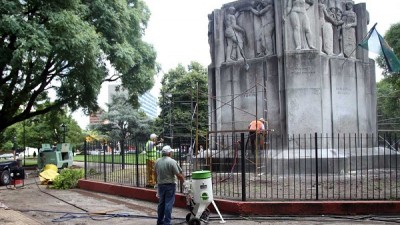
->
[341,1,357,58]
[224,6,246,62]
[245,0,275,56]
[209,0,375,140]
[286,0,316,50]
[329,0,345,56]
[318,0,343,55]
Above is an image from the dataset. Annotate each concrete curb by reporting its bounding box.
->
[78,179,400,216]
[0,209,42,225]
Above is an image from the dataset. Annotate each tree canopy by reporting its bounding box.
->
[94,92,152,142]
[0,108,83,152]
[156,62,208,147]
[0,0,157,133]
[376,22,400,131]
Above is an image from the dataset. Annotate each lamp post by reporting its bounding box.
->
[23,120,26,166]
[167,94,173,147]
[60,123,67,143]
[12,136,16,161]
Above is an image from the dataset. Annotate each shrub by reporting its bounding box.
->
[51,168,84,190]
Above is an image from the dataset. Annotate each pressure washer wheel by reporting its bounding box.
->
[200,208,210,221]
[186,213,192,222]
[188,217,201,225]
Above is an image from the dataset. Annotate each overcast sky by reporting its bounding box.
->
[74,0,400,129]
[143,0,399,97]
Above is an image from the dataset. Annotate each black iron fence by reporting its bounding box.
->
[82,132,400,201]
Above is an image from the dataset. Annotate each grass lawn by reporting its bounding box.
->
[74,154,147,164]
[0,157,38,167]
[0,155,148,167]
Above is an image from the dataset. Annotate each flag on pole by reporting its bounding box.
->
[358,23,400,73]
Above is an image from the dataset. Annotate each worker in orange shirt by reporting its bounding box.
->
[248,118,265,155]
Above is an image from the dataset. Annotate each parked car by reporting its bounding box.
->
[0,161,18,185]
[0,153,14,160]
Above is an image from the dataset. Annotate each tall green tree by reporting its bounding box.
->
[157,62,208,147]
[93,92,152,168]
[376,22,400,131]
[0,0,157,133]
[94,92,152,142]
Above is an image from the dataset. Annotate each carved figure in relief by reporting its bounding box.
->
[286,0,316,50]
[247,0,275,56]
[224,6,246,62]
[208,12,215,64]
[341,1,357,58]
[329,0,344,55]
[318,0,343,55]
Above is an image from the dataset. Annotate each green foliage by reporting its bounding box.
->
[0,109,84,151]
[377,22,400,78]
[377,80,400,130]
[92,92,152,142]
[52,168,84,190]
[376,22,400,131]
[0,0,157,133]
[158,62,208,144]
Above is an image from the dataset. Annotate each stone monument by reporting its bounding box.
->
[208,0,376,147]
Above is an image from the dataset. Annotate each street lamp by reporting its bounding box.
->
[23,120,26,166]
[60,124,67,143]
[166,93,173,147]
[12,136,16,161]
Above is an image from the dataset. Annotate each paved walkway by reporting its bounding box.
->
[0,176,398,224]
[0,208,42,225]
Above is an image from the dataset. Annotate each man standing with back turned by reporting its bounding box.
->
[248,118,265,155]
[155,145,185,225]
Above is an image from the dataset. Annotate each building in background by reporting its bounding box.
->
[89,109,105,125]
[108,84,158,119]
[138,92,158,119]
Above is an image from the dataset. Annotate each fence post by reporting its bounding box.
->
[103,140,107,182]
[314,132,319,200]
[241,133,246,201]
[84,138,87,180]
[136,141,140,187]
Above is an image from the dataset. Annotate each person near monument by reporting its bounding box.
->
[248,118,265,155]
[286,0,316,50]
[145,133,162,188]
[341,1,357,58]
[155,145,185,225]
[224,6,246,62]
[247,0,275,56]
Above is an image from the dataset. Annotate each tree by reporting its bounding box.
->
[0,107,84,152]
[377,80,400,131]
[0,0,157,133]
[157,62,208,148]
[94,92,152,142]
[376,22,400,131]
[93,92,152,168]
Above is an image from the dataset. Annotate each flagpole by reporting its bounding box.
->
[341,23,378,69]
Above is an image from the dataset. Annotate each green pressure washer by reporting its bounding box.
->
[37,143,73,170]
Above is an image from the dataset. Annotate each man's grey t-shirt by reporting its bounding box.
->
[155,156,182,184]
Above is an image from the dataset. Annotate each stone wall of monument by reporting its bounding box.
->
[208,0,376,146]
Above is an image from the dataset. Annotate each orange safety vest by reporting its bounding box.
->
[248,120,264,133]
